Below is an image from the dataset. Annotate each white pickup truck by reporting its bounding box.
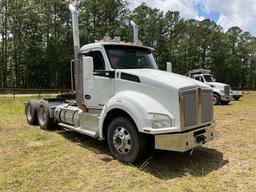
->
[186,69,233,105]
[24,3,215,163]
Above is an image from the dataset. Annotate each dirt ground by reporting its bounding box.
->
[0,94,255,192]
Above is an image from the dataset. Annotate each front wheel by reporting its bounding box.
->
[107,116,147,164]
[213,93,220,105]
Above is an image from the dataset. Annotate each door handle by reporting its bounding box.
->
[85,95,91,100]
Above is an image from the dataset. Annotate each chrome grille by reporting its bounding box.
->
[180,88,213,130]
[201,90,213,123]
[182,90,197,127]
[224,85,230,95]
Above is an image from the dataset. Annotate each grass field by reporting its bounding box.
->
[0,94,256,192]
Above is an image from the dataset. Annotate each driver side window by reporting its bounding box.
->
[85,51,105,70]
[195,76,204,82]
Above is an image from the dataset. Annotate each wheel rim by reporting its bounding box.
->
[38,106,47,125]
[113,127,132,154]
[26,104,32,121]
[212,96,217,105]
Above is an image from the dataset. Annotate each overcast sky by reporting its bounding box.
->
[128,0,256,36]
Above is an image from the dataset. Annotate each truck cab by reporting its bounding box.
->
[186,69,233,105]
[24,3,215,164]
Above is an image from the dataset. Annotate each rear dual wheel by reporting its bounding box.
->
[25,100,54,130]
[25,100,39,125]
[37,100,54,130]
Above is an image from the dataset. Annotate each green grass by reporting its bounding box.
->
[0,95,256,191]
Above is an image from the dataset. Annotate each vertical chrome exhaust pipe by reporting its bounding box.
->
[130,21,139,43]
[69,3,80,48]
[69,3,86,111]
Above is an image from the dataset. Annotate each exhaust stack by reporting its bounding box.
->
[166,62,172,73]
[130,21,139,43]
[69,3,86,111]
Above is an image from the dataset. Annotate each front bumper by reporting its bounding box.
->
[154,124,215,152]
[220,95,233,101]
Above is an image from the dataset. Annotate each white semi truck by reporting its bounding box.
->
[186,69,233,105]
[25,3,215,163]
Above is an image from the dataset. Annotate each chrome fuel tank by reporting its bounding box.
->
[54,104,81,126]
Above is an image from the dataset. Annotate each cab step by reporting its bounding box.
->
[58,123,97,138]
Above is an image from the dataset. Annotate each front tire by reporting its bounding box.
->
[233,96,240,101]
[107,116,147,164]
[213,93,220,105]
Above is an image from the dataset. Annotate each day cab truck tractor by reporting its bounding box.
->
[231,90,243,101]
[24,3,215,163]
[186,69,233,105]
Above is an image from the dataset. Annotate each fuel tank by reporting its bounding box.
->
[54,103,81,126]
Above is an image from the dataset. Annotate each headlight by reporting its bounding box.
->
[148,113,172,128]
[220,90,224,94]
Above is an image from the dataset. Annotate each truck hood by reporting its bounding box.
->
[114,69,213,130]
[207,82,228,89]
[117,69,211,90]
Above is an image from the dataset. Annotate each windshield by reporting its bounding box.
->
[104,45,158,69]
[204,75,216,82]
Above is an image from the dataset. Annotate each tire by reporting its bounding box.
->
[212,93,220,105]
[37,100,54,130]
[233,96,240,101]
[107,116,147,164]
[221,100,230,105]
[25,100,39,125]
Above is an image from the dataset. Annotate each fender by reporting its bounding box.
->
[212,88,222,96]
[98,91,172,138]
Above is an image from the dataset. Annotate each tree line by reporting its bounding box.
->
[1,0,256,89]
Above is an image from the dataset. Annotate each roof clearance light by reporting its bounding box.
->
[111,36,121,43]
[103,36,111,42]
[95,36,121,43]
[134,40,142,46]
[95,36,143,46]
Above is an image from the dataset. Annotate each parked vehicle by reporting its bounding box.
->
[231,90,243,101]
[25,3,215,163]
[186,69,232,105]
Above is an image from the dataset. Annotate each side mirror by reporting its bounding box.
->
[83,56,94,79]
[166,62,172,73]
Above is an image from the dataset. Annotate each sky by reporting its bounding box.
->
[127,0,256,36]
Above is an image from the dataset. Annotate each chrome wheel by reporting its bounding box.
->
[113,127,132,154]
[107,116,148,163]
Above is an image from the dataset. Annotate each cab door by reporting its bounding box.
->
[83,49,114,109]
